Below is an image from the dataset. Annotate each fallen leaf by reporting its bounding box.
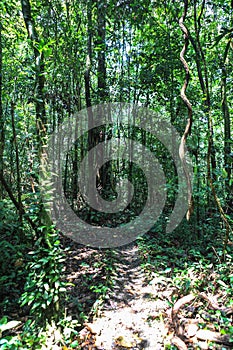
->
[172,336,188,350]
[115,335,135,348]
[84,322,101,335]
[185,323,198,338]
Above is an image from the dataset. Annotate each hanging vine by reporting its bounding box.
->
[179,0,194,221]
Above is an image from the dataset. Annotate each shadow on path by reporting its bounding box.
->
[63,240,171,349]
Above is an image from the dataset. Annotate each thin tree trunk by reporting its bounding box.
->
[11,101,23,222]
[21,0,51,236]
[191,1,217,190]
[96,0,111,194]
[21,0,47,152]
[84,0,98,209]
[191,0,231,253]
[221,63,231,210]
[0,22,4,199]
[97,0,107,102]
[0,171,38,232]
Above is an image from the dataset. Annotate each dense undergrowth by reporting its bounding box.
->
[0,202,232,349]
[137,228,233,349]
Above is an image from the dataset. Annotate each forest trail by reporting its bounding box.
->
[66,241,173,349]
[84,244,170,349]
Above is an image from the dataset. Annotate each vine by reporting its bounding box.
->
[178,0,194,221]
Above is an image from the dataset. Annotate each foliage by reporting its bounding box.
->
[20,229,67,326]
[0,0,232,348]
[138,230,233,348]
[0,200,29,316]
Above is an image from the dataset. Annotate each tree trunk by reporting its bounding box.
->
[191,0,231,252]
[11,101,23,222]
[21,0,51,236]
[21,0,46,152]
[0,22,4,199]
[221,63,231,211]
[97,0,108,102]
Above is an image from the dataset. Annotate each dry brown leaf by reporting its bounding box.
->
[185,323,198,338]
[171,336,188,350]
[84,322,101,335]
[79,327,89,340]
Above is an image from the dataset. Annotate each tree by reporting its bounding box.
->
[0,21,4,199]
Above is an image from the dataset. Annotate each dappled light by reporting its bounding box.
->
[0,0,232,349]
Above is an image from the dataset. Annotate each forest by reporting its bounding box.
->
[0,0,232,349]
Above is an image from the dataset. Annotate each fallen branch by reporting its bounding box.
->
[172,294,196,319]
[196,329,232,346]
[171,292,233,348]
[172,292,233,318]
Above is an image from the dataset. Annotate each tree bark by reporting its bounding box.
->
[0,22,4,199]
[11,101,22,222]
[221,62,232,213]
[21,0,46,151]
[191,0,231,253]
[97,0,108,101]
[21,0,51,237]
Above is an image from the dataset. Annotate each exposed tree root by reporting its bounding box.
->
[170,292,233,348]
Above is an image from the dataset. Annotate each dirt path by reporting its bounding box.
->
[75,243,173,349]
[64,237,233,350]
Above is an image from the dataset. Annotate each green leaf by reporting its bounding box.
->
[55,281,60,289]
[71,340,80,348]
[44,283,49,291]
[53,295,59,303]
[217,279,228,288]
[0,317,8,326]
